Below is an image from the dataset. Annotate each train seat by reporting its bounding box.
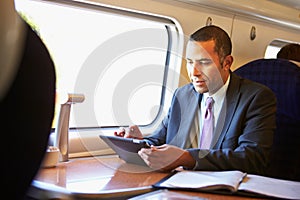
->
[234,58,300,181]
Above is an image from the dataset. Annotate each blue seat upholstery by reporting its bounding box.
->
[234,58,300,181]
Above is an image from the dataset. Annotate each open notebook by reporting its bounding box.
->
[153,170,300,199]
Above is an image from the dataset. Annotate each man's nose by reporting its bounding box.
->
[191,64,201,76]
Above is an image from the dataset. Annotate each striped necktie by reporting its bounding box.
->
[199,97,214,149]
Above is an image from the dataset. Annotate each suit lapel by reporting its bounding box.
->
[170,90,202,148]
[213,73,241,148]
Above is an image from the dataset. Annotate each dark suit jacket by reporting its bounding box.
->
[145,72,276,175]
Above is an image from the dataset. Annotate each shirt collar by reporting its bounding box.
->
[202,75,230,105]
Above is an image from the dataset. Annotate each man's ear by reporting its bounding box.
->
[222,55,233,70]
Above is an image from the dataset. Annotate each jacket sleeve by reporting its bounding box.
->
[144,88,179,146]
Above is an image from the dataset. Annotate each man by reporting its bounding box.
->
[277,43,300,63]
[115,25,276,176]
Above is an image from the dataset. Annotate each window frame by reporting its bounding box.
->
[15,0,184,157]
[264,39,297,59]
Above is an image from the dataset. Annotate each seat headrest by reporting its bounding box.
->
[234,58,300,122]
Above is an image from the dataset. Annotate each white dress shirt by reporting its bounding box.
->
[198,75,230,146]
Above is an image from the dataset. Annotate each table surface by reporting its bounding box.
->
[28,155,267,199]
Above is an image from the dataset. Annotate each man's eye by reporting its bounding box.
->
[186,59,212,66]
[199,60,212,65]
[186,60,194,65]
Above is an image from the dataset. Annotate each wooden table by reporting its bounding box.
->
[27,155,267,199]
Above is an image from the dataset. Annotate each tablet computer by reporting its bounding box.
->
[99,135,150,166]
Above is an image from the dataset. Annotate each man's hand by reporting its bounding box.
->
[114,125,143,139]
[138,144,196,172]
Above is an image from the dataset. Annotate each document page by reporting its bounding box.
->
[158,170,246,192]
[129,189,206,200]
[238,174,300,199]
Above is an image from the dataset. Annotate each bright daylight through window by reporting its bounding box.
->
[15,0,182,129]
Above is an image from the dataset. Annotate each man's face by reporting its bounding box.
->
[185,40,230,95]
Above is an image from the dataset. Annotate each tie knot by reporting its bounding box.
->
[205,97,214,109]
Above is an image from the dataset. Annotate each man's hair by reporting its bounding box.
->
[190,25,232,63]
[277,43,300,62]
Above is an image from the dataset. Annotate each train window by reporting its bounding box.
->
[264,39,292,58]
[15,0,183,130]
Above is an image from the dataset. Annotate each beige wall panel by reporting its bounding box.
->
[231,16,300,70]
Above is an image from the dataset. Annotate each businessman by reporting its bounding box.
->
[115,25,276,176]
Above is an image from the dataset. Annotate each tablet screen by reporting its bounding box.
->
[99,135,150,166]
